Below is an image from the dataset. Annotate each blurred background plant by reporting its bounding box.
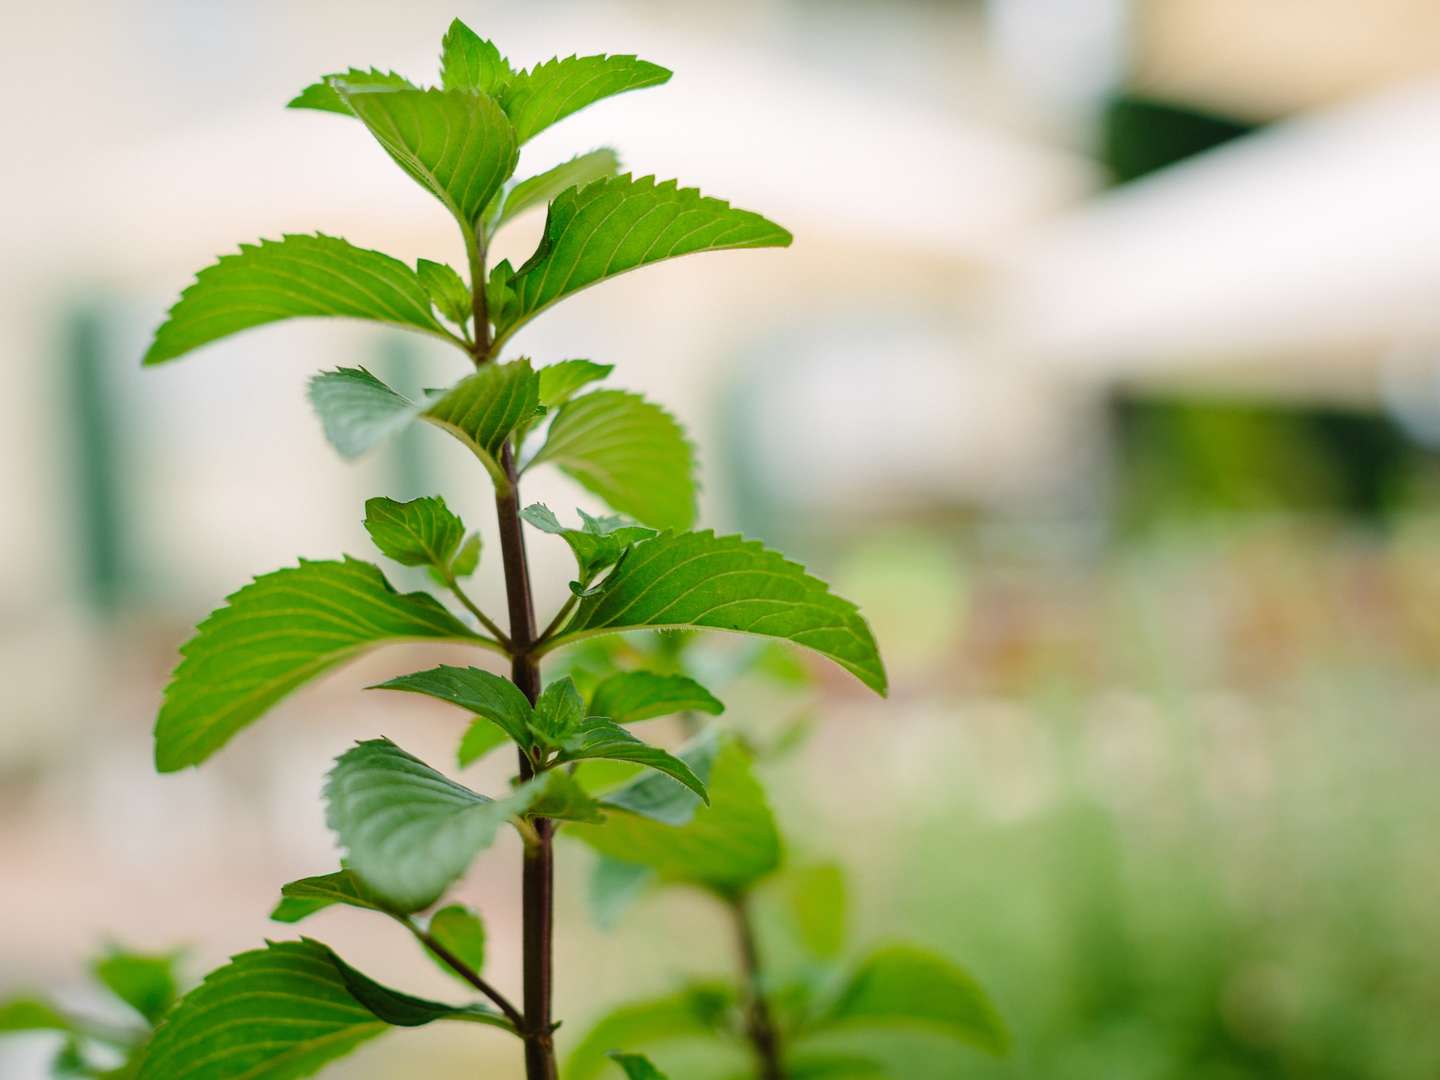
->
[4,0,1440,1076]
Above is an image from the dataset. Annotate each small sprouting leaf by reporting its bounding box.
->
[144,234,449,365]
[809,946,1008,1056]
[594,737,717,826]
[486,259,517,327]
[364,495,466,573]
[155,558,483,772]
[373,665,533,749]
[494,175,791,347]
[308,367,418,460]
[270,869,388,924]
[573,741,779,892]
[0,998,72,1033]
[530,677,585,747]
[521,503,656,582]
[325,738,545,912]
[542,531,886,694]
[496,149,621,230]
[422,359,540,485]
[590,671,723,724]
[558,718,708,802]
[527,769,606,823]
[528,390,696,530]
[337,85,518,233]
[289,68,417,115]
[782,864,848,960]
[92,947,181,1025]
[537,359,614,407]
[439,18,511,94]
[416,258,473,325]
[501,55,671,143]
[608,1052,669,1080]
[565,985,736,1080]
[425,904,486,984]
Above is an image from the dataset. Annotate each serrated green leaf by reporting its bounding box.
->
[422,359,540,484]
[573,741,778,893]
[594,736,717,825]
[609,1052,669,1080]
[373,665,533,749]
[496,149,622,231]
[809,947,1008,1056]
[363,495,465,573]
[270,870,388,924]
[521,503,656,581]
[0,998,72,1033]
[144,234,450,366]
[416,258,472,325]
[155,558,483,772]
[288,68,417,116]
[531,677,585,747]
[542,531,886,694]
[325,738,546,912]
[501,55,671,143]
[494,175,790,348]
[337,85,518,233]
[590,671,723,724]
[782,864,848,960]
[308,367,418,460]
[92,948,181,1026]
[558,718,708,802]
[528,390,696,531]
[425,905,486,984]
[565,985,736,1080]
[439,19,511,94]
[537,359,614,407]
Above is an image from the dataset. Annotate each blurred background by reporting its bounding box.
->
[4,0,1440,1076]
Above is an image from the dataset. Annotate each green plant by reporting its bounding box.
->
[104,17,997,1080]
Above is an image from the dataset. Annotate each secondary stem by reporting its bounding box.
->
[730,893,785,1080]
[404,919,525,1033]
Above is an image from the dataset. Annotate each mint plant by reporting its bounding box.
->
[120,18,952,1080]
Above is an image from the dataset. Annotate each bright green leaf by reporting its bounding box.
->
[425,905,486,984]
[542,531,887,694]
[558,718,708,802]
[501,55,671,143]
[809,946,1008,1056]
[565,985,736,1080]
[270,870,389,924]
[782,864,848,960]
[537,359,614,407]
[92,947,181,1025]
[144,234,449,366]
[373,665,533,749]
[521,503,656,582]
[422,359,540,484]
[486,258,517,328]
[449,533,482,578]
[337,85,518,232]
[609,1052,669,1080]
[288,68,417,116]
[439,19,511,94]
[416,258,472,325]
[0,998,72,1033]
[531,677,585,747]
[308,367,418,460]
[363,495,465,573]
[496,150,621,230]
[528,390,696,531]
[590,671,723,724]
[573,741,779,892]
[155,558,483,772]
[494,175,791,348]
[325,738,546,912]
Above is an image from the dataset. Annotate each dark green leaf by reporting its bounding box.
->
[155,558,483,772]
[590,671,723,724]
[424,905,486,984]
[337,85,518,232]
[144,234,449,365]
[288,68,417,116]
[573,741,779,892]
[594,736,717,826]
[373,665,533,749]
[308,367,418,460]
[497,150,622,230]
[322,944,505,1030]
[531,677,585,747]
[494,175,790,348]
[501,55,671,143]
[422,359,540,484]
[270,870,389,924]
[363,495,465,572]
[416,258,472,325]
[542,531,887,694]
[609,1052,669,1080]
[781,864,848,960]
[521,503,655,582]
[439,19,511,94]
[565,985,737,1080]
[558,718,708,802]
[810,947,1008,1056]
[528,390,696,530]
[486,258,517,328]
[537,359,614,407]
[0,998,72,1033]
[92,948,181,1025]
[325,738,545,912]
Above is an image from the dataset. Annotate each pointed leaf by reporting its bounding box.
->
[270,870,388,924]
[537,359,614,407]
[145,234,449,365]
[322,944,505,1029]
[594,737,718,826]
[528,390,695,530]
[92,947,181,1025]
[565,985,736,1080]
[416,258,472,325]
[495,175,790,346]
[559,718,707,802]
[456,717,510,768]
[497,149,622,230]
[810,946,1008,1056]
[308,367,419,460]
[590,671,723,724]
[363,495,465,573]
[424,904,486,984]
[422,359,540,484]
[609,1053,669,1080]
[325,738,546,912]
[542,531,886,694]
[288,68,417,116]
[372,665,533,749]
[449,533,482,578]
[155,558,483,772]
[501,55,671,143]
[439,19,511,94]
[337,85,518,232]
[531,677,585,746]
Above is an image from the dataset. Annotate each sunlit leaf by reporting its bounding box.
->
[501,55,670,143]
[439,19,511,94]
[536,359,614,407]
[363,495,466,572]
[288,68,416,116]
[416,258,472,325]
[496,149,621,230]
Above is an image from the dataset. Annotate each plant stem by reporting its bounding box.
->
[730,893,784,1080]
[403,918,525,1033]
[444,572,512,650]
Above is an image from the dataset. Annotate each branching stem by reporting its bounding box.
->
[730,893,785,1080]
[444,572,512,650]
[402,917,525,1033]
